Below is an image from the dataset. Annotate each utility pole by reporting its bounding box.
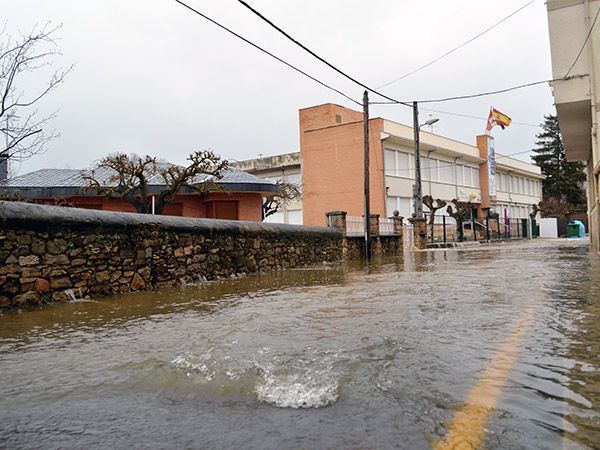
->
[413,101,424,218]
[363,90,371,260]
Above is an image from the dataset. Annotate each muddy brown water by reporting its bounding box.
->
[0,239,598,449]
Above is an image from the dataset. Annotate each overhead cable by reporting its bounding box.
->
[173,0,362,106]
[375,0,538,89]
[236,0,411,106]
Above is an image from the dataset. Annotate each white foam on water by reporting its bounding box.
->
[255,372,339,409]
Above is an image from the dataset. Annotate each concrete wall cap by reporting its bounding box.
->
[0,201,341,238]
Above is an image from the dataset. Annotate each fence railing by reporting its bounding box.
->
[346,216,364,237]
[423,213,538,244]
[379,218,395,236]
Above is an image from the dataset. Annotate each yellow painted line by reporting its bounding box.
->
[434,296,541,450]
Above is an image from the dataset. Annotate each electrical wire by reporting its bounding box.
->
[387,106,539,127]
[173,0,362,106]
[370,75,585,105]
[375,0,538,89]
[235,0,411,107]
[564,1,600,77]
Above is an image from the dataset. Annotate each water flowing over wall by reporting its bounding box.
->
[0,202,343,308]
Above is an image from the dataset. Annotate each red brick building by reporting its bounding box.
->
[0,168,277,221]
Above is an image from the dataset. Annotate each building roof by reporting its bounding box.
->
[0,166,278,198]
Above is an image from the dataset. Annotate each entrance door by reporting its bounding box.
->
[206,201,239,220]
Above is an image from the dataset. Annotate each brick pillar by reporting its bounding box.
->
[325,211,347,237]
[391,215,404,236]
[409,217,428,250]
[369,214,380,237]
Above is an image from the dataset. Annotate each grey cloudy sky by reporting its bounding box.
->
[4,0,555,175]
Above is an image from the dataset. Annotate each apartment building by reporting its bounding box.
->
[547,0,599,253]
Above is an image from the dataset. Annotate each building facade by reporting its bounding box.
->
[232,152,303,224]
[300,103,542,226]
[547,0,599,253]
[236,103,543,227]
[0,168,277,222]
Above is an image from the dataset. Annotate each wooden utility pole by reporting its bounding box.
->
[363,90,371,260]
[413,101,424,218]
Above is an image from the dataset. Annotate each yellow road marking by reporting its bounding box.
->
[434,297,541,450]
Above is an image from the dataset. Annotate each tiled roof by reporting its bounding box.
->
[0,166,278,194]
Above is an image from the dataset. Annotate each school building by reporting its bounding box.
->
[236,103,543,226]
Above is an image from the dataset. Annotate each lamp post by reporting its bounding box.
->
[412,101,439,219]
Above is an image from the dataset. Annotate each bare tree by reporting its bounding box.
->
[422,195,447,238]
[82,150,229,214]
[446,199,473,242]
[0,24,71,172]
[262,180,302,219]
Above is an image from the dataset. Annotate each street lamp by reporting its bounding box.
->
[412,101,439,219]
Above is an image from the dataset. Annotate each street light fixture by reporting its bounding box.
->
[412,101,440,219]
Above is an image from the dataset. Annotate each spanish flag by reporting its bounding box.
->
[486,107,512,132]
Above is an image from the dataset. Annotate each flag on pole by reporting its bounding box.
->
[486,107,512,132]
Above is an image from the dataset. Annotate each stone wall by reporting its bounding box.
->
[0,201,343,308]
[346,236,403,260]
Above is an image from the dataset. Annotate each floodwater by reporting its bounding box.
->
[0,239,598,449]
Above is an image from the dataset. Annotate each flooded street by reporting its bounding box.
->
[0,239,598,449]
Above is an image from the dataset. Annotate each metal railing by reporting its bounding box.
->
[379,218,395,236]
[346,216,364,237]
[423,213,538,244]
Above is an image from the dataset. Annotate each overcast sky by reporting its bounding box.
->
[4,0,555,175]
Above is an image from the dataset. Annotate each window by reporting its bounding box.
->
[386,196,413,218]
[439,161,455,184]
[264,211,284,223]
[384,149,413,178]
[286,173,302,192]
[384,149,396,176]
[287,209,303,225]
[456,165,464,186]
[430,159,440,182]
[421,157,430,181]
[472,167,480,187]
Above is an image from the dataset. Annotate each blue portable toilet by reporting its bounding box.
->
[567,220,586,238]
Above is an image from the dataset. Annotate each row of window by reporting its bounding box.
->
[386,195,535,220]
[496,172,540,197]
[384,149,480,188]
[263,172,302,192]
[384,149,542,196]
[496,204,532,219]
[263,209,303,225]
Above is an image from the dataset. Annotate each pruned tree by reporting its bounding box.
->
[446,199,473,242]
[82,150,229,215]
[422,195,446,238]
[0,24,71,173]
[154,150,228,214]
[262,180,302,219]
[82,153,157,214]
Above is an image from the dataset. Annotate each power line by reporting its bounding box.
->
[371,75,585,105]
[173,0,362,106]
[564,1,600,77]
[235,0,411,107]
[380,105,539,127]
[376,0,538,89]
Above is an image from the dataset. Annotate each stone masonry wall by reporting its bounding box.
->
[0,202,343,309]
